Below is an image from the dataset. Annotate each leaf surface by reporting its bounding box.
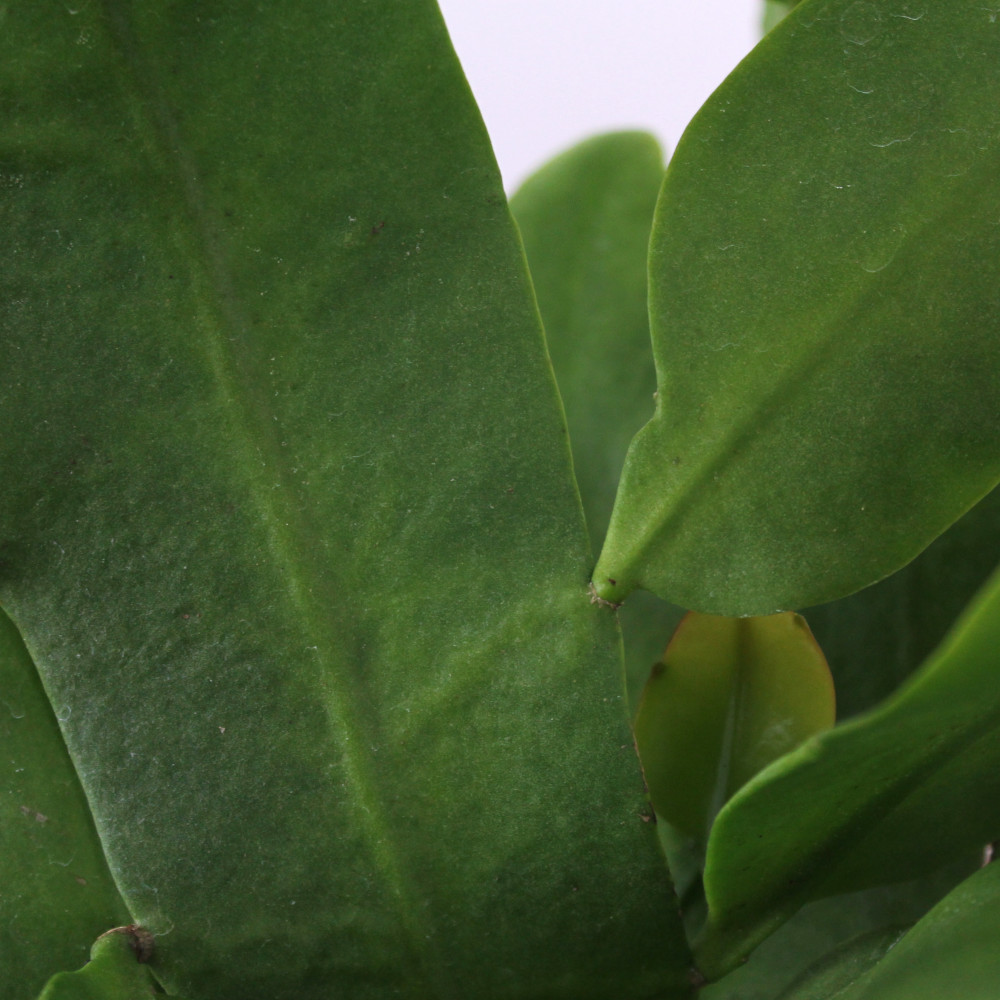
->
[806,483,1000,719]
[700,859,976,1000]
[0,607,130,996]
[37,930,166,1000]
[828,861,1000,1000]
[594,1,1000,614]
[694,561,1000,977]
[762,1,799,33]
[509,134,683,708]
[510,131,663,550]
[634,612,834,841]
[0,3,689,998]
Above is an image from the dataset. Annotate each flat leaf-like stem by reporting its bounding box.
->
[698,857,977,1000]
[826,862,1000,1000]
[635,612,834,841]
[510,134,685,708]
[595,1,1000,615]
[0,3,689,997]
[696,559,1000,977]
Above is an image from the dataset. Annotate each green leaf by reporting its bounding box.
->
[700,859,976,1000]
[773,927,909,1000]
[762,1,799,34]
[37,928,165,1000]
[0,607,131,996]
[829,861,1000,1000]
[510,131,663,550]
[509,134,683,709]
[593,1,1000,615]
[806,483,1000,720]
[694,561,1000,978]
[767,860,1000,1000]
[0,4,690,998]
[634,612,834,841]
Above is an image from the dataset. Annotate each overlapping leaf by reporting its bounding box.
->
[0,3,689,998]
[1,609,130,995]
[826,861,1000,1000]
[510,133,684,708]
[694,560,1000,978]
[806,483,1000,718]
[634,612,833,841]
[700,858,977,1000]
[511,131,663,550]
[594,1,1000,615]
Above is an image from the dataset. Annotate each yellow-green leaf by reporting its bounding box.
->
[697,560,1000,978]
[635,612,834,841]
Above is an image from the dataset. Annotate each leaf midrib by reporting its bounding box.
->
[601,148,1000,607]
[97,4,443,990]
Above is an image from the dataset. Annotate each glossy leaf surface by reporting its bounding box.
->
[509,134,683,709]
[0,4,689,998]
[635,612,833,841]
[594,1,1000,614]
[0,608,130,996]
[696,562,1000,977]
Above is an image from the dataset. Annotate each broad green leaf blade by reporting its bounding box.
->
[510,131,663,550]
[830,861,1000,1000]
[806,483,1000,719]
[695,561,1000,978]
[508,134,683,709]
[37,929,166,1000]
[594,1,1000,615]
[635,612,833,840]
[0,4,690,999]
[1,607,131,997]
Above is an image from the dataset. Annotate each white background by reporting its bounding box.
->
[436,1,763,191]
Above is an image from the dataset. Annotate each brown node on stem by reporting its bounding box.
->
[97,924,155,963]
[587,581,622,610]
